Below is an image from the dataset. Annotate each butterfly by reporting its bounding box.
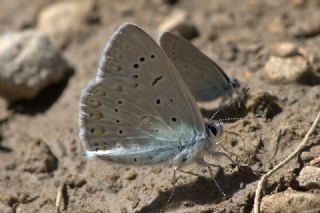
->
[159,31,241,104]
[79,23,232,200]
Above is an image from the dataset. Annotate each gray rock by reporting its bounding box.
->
[209,13,234,30]
[158,10,199,40]
[21,139,58,173]
[298,166,320,189]
[246,91,282,119]
[267,15,288,34]
[269,42,300,57]
[124,170,137,180]
[0,30,69,101]
[261,190,320,213]
[37,0,98,48]
[264,56,315,84]
[0,203,12,213]
[170,21,199,40]
[290,18,320,38]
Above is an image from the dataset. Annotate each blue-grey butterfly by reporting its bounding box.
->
[79,23,229,199]
[159,32,241,103]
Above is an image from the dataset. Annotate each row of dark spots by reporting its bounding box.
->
[132,54,156,69]
[131,54,156,79]
[171,43,177,60]
[155,97,174,105]
[93,142,108,151]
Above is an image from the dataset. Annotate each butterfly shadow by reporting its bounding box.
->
[8,67,74,115]
[136,165,258,213]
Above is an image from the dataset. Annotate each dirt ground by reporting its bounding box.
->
[0,0,320,212]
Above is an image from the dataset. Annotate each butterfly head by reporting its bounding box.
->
[229,77,241,89]
[207,121,223,139]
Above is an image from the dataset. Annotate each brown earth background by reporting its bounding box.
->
[0,0,320,212]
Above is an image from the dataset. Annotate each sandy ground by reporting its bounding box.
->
[0,0,320,212]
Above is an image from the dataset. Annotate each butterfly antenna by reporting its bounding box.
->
[209,88,249,122]
[219,114,264,123]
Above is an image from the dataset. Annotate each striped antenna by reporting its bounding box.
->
[209,87,249,122]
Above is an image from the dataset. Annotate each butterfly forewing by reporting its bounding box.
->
[79,24,206,164]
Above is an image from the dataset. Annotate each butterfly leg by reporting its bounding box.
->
[208,143,239,168]
[176,168,205,178]
[168,166,177,203]
[196,158,226,197]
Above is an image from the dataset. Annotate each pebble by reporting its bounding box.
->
[267,15,288,34]
[161,0,179,5]
[21,139,58,173]
[264,56,313,84]
[246,91,282,119]
[209,13,234,30]
[158,10,199,40]
[124,170,137,180]
[310,156,320,166]
[0,203,11,213]
[301,146,320,162]
[68,176,87,188]
[298,166,320,189]
[37,0,98,48]
[0,30,70,101]
[290,18,320,38]
[261,190,320,212]
[0,193,19,207]
[171,21,199,40]
[269,42,300,57]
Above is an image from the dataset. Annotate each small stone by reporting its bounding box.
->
[298,166,320,189]
[264,56,314,84]
[310,156,320,166]
[268,16,288,34]
[0,203,11,213]
[170,21,199,40]
[301,146,320,162]
[37,0,98,48]
[246,91,282,119]
[269,42,300,57]
[21,139,58,173]
[158,10,199,40]
[209,13,234,30]
[261,190,320,212]
[68,176,87,188]
[105,173,120,183]
[291,0,306,7]
[162,0,179,5]
[124,170,137,180]
[0,193,18,207]
[0,30,70,101]
[290,18,320,38]
[151,167,162,174]
[217,42,238,61]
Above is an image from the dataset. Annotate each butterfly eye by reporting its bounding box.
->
[208,124,218,136]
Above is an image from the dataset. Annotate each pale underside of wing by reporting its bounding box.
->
[79,23,206,165]
[159,32,232,102]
